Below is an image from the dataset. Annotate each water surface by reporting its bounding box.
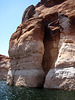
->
[0,81,75,100]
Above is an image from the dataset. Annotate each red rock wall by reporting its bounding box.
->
[7,0,75,89]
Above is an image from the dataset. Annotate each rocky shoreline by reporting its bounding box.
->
[6,0,75,90]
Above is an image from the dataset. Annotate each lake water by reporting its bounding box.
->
[0,81,75,100]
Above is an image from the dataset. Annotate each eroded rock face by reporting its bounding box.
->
[22,5,35,23]
[42,14,60,74]
[7,18,45,87]
[41,0,66,7]
[44,0,75,90]
[0,54,10,80]
[44,67,75,90]
[7,0,75,89]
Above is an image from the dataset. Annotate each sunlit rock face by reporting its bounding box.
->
[7,0,75,89]
[7,18,45,87]
[44,0,75,90]
[0,54,10,80]
[44,67,75,90]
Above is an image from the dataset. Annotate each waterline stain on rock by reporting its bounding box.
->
[7,0,75,90]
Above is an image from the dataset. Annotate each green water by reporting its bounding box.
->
[0,81,75,100]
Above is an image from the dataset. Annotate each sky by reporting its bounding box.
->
[0,0,40,56]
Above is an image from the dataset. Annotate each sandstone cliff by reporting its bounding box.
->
[0,54,10,80]
[7,0,75,90]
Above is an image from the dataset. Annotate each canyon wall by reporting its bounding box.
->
[7,18,45,87]
[0,54,10,80]
[7,0,75,90]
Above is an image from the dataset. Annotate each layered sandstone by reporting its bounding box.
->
[7,0,75,89]
[44,0,75,90]
[7,18,45,87]
[0,54,10,80]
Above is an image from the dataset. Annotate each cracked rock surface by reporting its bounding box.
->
[7,0,75,90]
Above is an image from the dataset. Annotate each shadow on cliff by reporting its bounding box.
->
[36,0,67,8]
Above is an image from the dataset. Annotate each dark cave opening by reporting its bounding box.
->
[42,21,60,75]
